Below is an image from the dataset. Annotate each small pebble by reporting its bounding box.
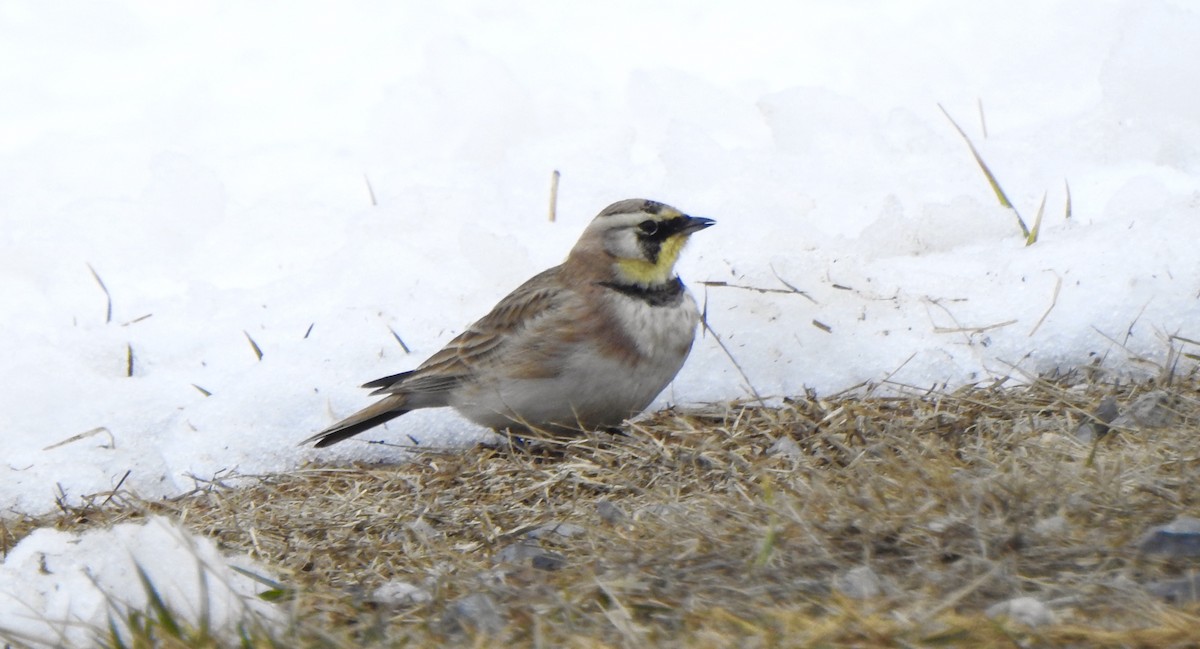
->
[635,503,684,521]
[531,552,566,571]
[927,515,966,535]
[494,541,566,571]
[766,436,803,460]
[406,517,439,540]
[495,541,540,564]
[833,565,883,599]
[596,499,627,524]
[441,592,504,635]
[985,596,1055,628]
[1033,515,1068,538]
[370,580,432,607]
[528,522,585,540]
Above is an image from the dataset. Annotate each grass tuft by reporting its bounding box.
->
[88,556,279,649]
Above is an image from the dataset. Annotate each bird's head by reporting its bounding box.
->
[572,199,715,287]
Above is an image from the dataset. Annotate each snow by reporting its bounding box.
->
[0,516,280,646]
[1,0,1198,642]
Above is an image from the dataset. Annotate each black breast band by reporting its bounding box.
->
[598,278,685,307]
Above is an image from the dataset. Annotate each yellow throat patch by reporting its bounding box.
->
[615,235,687,286]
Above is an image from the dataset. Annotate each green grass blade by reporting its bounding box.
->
[1025,191,1047,246]
[938,103,1030,237]
[105,614,129,649]
[134,563,183,639]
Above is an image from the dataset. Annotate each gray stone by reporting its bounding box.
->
[1076,395,1119,441]
[441,592,504,636]
[1138,516,1200,557]
[1111,390,1179,430]
[1145,574,1200,603]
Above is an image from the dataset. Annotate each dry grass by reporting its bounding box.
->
[7,373,1200,647]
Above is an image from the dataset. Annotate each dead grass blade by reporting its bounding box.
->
[243,331,264,361]
[87,263,114,324]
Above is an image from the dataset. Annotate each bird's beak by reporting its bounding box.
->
[680,216,716,235]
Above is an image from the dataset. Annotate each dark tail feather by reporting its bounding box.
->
[362,369,415,395]
[300,395,409,448]
[308,410,408,447]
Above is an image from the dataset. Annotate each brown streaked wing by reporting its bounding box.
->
[369,267,568,396]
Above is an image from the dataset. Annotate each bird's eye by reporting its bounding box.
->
[638,220,659,235]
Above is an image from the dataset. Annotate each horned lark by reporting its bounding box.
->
[302,198,714,448]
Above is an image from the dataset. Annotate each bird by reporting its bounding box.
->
[302,198,714,448]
